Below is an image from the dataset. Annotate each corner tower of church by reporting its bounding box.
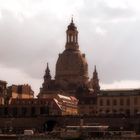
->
[55,18,89,90]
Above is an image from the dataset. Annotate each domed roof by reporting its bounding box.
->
[55,49,88,87]
[67,18,77,31]
[55,19,89,90]
[68,22,77,31]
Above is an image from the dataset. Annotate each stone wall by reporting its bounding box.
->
[0,116,140,133]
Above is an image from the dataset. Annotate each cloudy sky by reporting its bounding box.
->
[0,0,140,95]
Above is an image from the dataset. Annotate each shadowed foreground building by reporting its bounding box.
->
[0,80,7,105]
[0,83,34,105]
[0,91,78,117]
[8,84,34,99]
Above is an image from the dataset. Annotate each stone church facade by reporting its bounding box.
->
[38,18,98,99]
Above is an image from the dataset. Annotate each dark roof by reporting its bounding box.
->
[99,89,140,97]
[10,98,54,105]
[0,80,7,84]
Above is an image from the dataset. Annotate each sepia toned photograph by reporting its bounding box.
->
[0,0,140,139]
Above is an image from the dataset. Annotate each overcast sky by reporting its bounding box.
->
[0,0,140,95]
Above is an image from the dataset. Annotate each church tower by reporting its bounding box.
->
[41,63,52,92]
[55,18,89,90]
[91,66,100,93]
[65,18,79,50]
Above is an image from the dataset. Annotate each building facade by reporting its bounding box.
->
[0,98,61,117]
[7,84,34,103]
[0,80,7,105]
[0,93,78,117]
[97,89,140,116]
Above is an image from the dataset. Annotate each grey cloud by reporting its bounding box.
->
[0,9,65,79]
[0,1,140,88]
[81,0,135,21]
[80,19,140,83]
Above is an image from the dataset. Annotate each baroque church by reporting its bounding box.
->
[38,18,100,99]
[38,18,140,117]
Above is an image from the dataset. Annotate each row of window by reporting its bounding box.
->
[11,100,50,105]
[99,97,138,106]
[98,109,139,115]
[0,106,49,117]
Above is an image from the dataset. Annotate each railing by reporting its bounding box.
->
[18,135,140,140]
[87,138,139,140]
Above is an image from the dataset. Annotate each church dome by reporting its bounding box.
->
[55,19,88,89]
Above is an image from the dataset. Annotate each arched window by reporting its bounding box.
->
[71,35,73,42]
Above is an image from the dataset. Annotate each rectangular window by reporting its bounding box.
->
[31,107,36,116]
[126,98,130,106]
[113,99,117,106]
[134,97,138,105]
[99,99,103,106]
[106,99,110,106]
[120,99,124,106]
